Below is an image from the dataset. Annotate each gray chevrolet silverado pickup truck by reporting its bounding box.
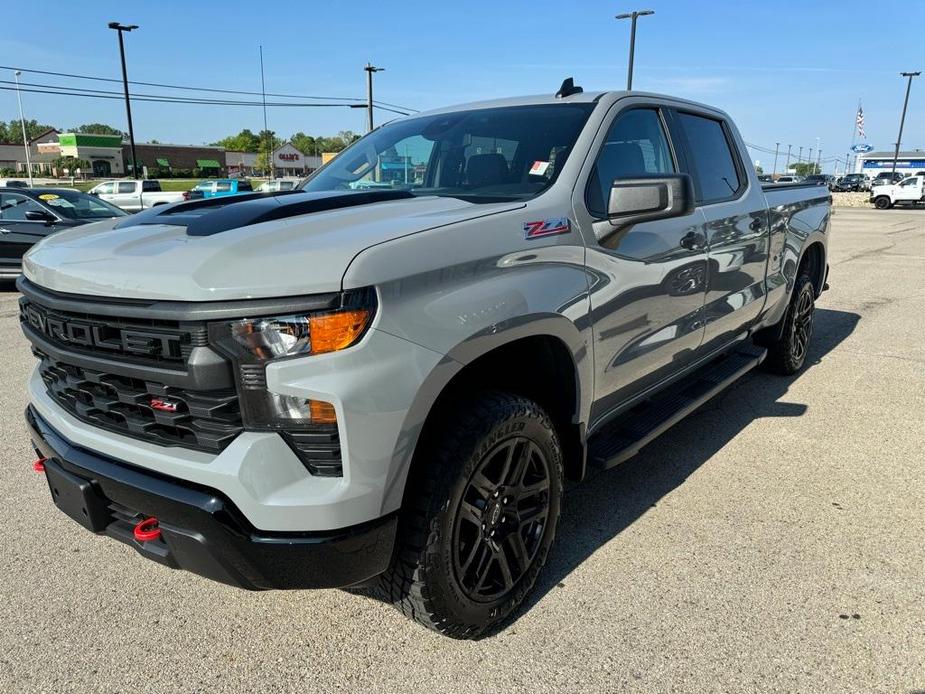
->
[20,80,829,638]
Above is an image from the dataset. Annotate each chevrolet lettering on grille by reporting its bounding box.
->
[22,303,183,359]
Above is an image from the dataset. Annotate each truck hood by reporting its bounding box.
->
[23,195,521,301]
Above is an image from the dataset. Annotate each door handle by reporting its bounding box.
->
[749,218,764,232]
[680,231,706,250]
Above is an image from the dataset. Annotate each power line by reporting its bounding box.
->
[0,82,412,115]
[0,64,419,113]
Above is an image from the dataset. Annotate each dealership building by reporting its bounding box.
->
[855,150,925,178]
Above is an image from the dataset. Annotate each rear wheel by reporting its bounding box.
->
[762,274,815,375]
[874,196,892,209]
[377,391,563,639]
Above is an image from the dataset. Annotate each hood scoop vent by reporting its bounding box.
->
[115,189,415,237]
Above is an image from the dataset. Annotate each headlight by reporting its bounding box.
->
[229,308,371,361]
[209,290,375,436]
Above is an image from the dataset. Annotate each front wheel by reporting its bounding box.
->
[874,196,892,209]
[762,274,816,375]
[377,392,563,638]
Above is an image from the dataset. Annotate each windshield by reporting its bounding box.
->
[302,104,595,202]
[41,191,126,220]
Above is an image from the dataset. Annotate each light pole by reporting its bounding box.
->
[772,142,780,177]
[615,10,654,90]
[108,22,139,179]
[364,63,385,133]
[12,71,33,186]
[785,144,792,172]
[260,45,272,179]
[891,71,920,176]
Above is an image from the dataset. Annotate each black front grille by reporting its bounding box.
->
[19,297,205,366]
[37,352,243,453]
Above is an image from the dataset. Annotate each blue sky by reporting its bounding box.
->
[2,0,922,172]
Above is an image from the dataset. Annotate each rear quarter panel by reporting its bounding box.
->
[757,184,831,329]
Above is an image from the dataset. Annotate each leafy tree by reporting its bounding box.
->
[72,123,124,137]
[755,164,764,175]
[290,132,317,156]
[52,156,90,177]
[792,162,820,177]
[0,119,58,144]
[211,128,263,152]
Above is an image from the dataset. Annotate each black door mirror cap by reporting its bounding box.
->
[606,173,695,229]
[24,210,56,224]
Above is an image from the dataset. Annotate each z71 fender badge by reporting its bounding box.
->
[523,217,571,239]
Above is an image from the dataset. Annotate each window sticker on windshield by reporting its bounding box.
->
[46,198,73,208]
[38,193,59,200]
[529,161,550,176]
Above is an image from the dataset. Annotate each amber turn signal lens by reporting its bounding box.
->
[309,400,337,424]
[308,309,371,355]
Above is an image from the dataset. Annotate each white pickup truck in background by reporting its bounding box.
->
[870,174,925,209]
[88,180,185,212]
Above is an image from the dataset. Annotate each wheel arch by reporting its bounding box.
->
[382,318,591,515]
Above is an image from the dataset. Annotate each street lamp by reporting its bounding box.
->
[108,22,139,180]
[364,63,385,133]
[12,71,33,186]
[891,71,921,176]
[615,10,654,90]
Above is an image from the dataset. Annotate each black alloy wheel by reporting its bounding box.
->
[451,436,551,602]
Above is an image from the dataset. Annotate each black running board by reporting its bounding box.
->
[588,344,767,470]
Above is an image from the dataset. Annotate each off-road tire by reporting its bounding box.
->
[874,196,892,210]
[762,273,816,375]
[376,391,563,639]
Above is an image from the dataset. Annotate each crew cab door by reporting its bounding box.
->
[0,193,59,274]
[93,181,118,205]
[895,176,924,202]
[110,181,141,211]
[669,110,771,353]
[574,103,709,421]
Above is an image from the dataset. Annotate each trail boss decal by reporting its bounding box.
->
[523,217,571,239]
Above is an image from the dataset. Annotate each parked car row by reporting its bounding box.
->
[0,187,126,278]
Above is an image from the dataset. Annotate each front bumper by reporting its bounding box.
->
[27,406,397,590]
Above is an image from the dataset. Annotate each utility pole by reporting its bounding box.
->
[785,144,792,172]
[12,71,33,186]
[798,146,803,166]
[364,63,385,133]
[772,142,780,177]
[808,148,813,170]
[891,71,921,176]
[615,10,654,90]
[816,148,822,174]
[260,45,272,179]
[108,22,139,179]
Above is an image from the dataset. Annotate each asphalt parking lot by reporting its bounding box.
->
[0,207,922,693]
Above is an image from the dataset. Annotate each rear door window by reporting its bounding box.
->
[216,181,232,193]
[675,112,743,204]
[117,182,136,194]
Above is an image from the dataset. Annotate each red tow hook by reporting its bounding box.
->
[32,457,47,473]
[133,517,162,543]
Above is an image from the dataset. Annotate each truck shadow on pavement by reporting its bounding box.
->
[510,307,860,632]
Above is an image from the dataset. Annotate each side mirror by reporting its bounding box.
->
[25,210,56,224]
[606,173,695,228]
[89,190,100,196]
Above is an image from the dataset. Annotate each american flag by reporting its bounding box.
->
[856,104,866,139]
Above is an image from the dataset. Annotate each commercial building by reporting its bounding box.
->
[122,143,226,176]
[226,151,259,177]
[271,142,322,177]
[855,150,925,178]
[0,128,61,175]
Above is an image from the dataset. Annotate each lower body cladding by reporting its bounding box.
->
[28,406,397,589]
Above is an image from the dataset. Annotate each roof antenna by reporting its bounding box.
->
[556,77,583,98]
